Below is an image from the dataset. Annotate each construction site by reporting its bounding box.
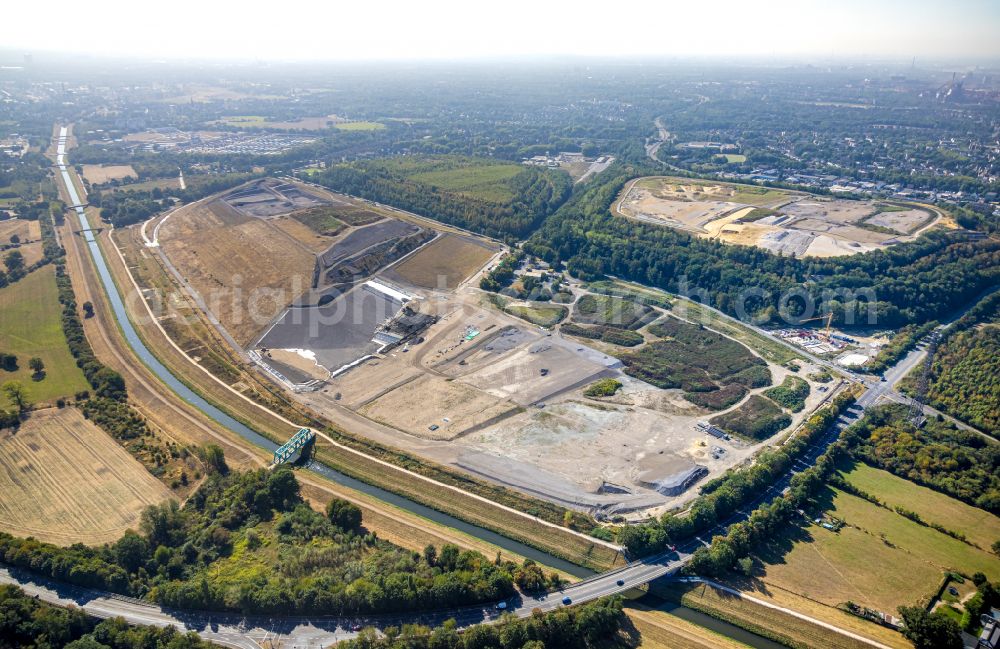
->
[294,277,837,519]
[153,179,838,519]
[615,176,943,257]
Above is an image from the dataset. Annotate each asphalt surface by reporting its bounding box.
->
[39,130,990,645]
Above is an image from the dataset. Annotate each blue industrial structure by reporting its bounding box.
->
[273,427,315,465]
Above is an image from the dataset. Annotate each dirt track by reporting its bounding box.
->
[62,210,563,566]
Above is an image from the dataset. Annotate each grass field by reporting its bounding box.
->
[625,602,753,649]
[710,394,791,440]
[754,485,1000,615]
[387,233,497,290]
[657,581,890,649]
[839,461,1000,551]
[110,177,180,193]
[573,294,657,330]
[81,164,137,184]
[334,121,385,131]
[0,407,173,546]
[0,218,38,244]
[409,165,522,202]
[716,154,747,164]
[0,267,89,408]
[505,303,568,328]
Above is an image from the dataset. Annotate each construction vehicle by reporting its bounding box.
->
[798,312,834,340]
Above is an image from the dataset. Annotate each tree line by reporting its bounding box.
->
[843,404,1000,513]
[0,583,212,649]
[310,161,571,240]
[619,391,856,556]
[0,466,560,618]
[522,166,999,330]
[337,597,626,649]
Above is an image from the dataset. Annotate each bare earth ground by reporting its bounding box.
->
[0,218,39,243]
[159,201,316,346]
[616,177,942,258]
[865,208,934,234]
[0,407,173,546]
[359,374,518,440]
[81,164,137,184]
[58,145,589,573]
[301,279,831,517]
[383,233,499,290]
[270,215,340,253]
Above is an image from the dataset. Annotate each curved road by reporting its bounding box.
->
[44,126,991,647]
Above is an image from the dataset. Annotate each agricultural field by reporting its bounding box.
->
[0,267,89,408]
[837,461,1000,550]
[80,164,137,184]
[615,176,942,258]
[334,121,386,131]
[0,407,173,546]
[754,484,1000,616]
[384,233,499,290]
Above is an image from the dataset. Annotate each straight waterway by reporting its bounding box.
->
[55,126,780,648]
[53,126,587,576]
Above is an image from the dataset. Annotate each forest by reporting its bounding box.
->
[310,157,571,240]
[910,290,1000,434]
[619,392,856,556]
[0,466,540,616]
[0,584,212,649]
[336,597,626,649]
[843,405,1000,514]
[523,166,1000,329]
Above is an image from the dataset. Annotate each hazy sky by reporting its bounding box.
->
[9,0,999,62]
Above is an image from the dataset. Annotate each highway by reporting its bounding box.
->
[51,126,609,577]
[40,126,991,646]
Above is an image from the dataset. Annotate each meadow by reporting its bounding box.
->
[0,267,89,408]
[755,484,1000,614]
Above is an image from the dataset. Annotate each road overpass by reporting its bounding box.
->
[40,125,992,647]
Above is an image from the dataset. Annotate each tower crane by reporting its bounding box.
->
[797,312,834,340]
